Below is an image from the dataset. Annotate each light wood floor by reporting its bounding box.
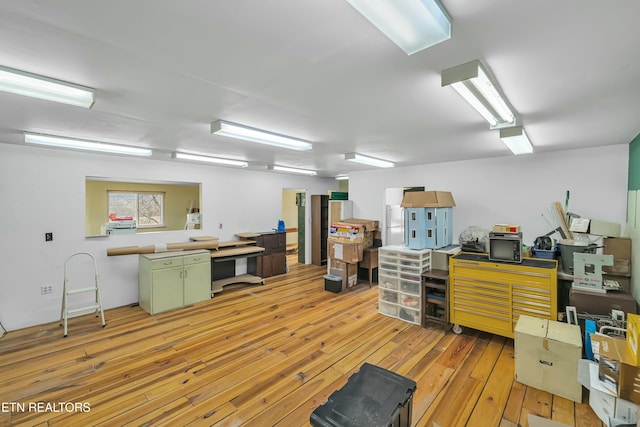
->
[0,258,604,426]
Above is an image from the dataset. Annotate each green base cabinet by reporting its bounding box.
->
[139,249,211,315]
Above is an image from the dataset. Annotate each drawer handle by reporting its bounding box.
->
[539,360,553,367]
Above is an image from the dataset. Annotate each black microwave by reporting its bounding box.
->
[488,232,522,263]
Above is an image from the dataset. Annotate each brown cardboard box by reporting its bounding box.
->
[590,334,640,404]
[341,218,379,231]
[603,237,632,276]
[328,240,364,264]
[400,191,456,208]
[569,288,637,315]
[514,315,583,402]
[329,259,358,288]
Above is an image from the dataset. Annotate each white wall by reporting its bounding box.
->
[349,144,629,246]
[0,143,334,330]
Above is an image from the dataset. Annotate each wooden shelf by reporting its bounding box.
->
[423,268,449,328]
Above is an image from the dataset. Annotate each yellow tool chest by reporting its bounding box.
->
[449,252,558,338]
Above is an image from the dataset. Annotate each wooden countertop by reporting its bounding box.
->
[210,246,265,258]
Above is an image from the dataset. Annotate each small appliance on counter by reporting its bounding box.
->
[488,231,523,263]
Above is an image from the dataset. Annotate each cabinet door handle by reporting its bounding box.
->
[179,270,183,279]
[184,270,188,278]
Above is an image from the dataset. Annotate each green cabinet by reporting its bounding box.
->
[139,250,211,314]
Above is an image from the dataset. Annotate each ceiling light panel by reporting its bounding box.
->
[499,126,533,155]
[211,120,312,151]
[0,65,95,108]
[268,165,317,176]
[442,60,515,128]
[345,0,451,55]
[345,152,394,168]
[172,152,248,167]
[24,133,151,156]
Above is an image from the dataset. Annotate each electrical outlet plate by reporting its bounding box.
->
[41,285,53,295]
[45,232,53,241]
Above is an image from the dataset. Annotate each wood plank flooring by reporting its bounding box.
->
[0,258,604,426]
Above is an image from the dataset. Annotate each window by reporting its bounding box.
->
[108,191,165,228]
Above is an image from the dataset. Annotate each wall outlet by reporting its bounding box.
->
[219,223,223,229]
[45,232,53,241]
[41,284,54,295]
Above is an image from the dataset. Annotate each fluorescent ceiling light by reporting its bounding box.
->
[499,126,533,155]
[24,133,152,156]
[211,120,312,151]
[335,175,349,181]
[345,152,394,168]
[345,0,451,55]
[268,165,317,176]
[0,65,95,108]
[172,152,248,167]
[442,60,515,128]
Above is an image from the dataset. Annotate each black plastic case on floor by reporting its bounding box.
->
[310,363,417,427]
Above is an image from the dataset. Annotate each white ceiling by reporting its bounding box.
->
[0,0,639,177]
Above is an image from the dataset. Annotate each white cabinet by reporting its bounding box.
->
[139,250,211,315]
[378,245,431,325]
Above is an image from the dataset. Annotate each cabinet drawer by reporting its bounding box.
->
[183,253,210,265]
[150,257,183,270]
[398,292,420,309]
[379,301,398,317]
[380,289,399,304]
[399,280,420,296]
[379,275,399,290]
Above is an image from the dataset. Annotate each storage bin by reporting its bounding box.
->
[532,247,557,259]
[324,275,343,293]
[310,363,416,427]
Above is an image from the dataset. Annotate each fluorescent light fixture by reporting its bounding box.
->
[345,152,394,168]
[499,126,533,155]
[24,132,152,156]
[211,120,312,151]
[0,65,95,108]
[268,165,317,176]
[335,175,349,180]
[345,0,451,55]
[172,152,248,167]
[442,60,515,128]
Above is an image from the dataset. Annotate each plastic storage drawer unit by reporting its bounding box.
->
[310,363,416,427]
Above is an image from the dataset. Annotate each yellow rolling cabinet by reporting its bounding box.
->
[449,253,557,338]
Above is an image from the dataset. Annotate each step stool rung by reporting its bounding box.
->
[67,305,99,314]
[67,287,98,295]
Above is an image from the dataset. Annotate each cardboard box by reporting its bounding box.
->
[570,218,621,237]
[590,334,640,404]
[400,191,456,208]
[578,359,639,426]
[431,245,461,271]
[569,288,637,316]
[328,240,364,264]
[627,313,640,366]
[603,237,632,276]
[341,218,379,231]
[329,222,365,242]
[514,315,583,402]
[329,259,358,288]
